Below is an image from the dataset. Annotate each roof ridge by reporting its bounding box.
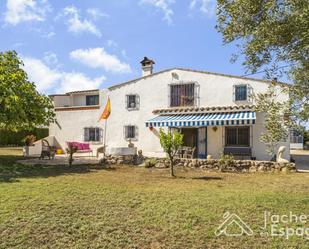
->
[108,67,289,90]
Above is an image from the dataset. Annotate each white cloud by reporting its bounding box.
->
[23,56,105,93]
[140,0,175,25]
[23,57,62,93]
[70,47,132,74]
[87,8,109,20]
[59,73,105,93]
[189,0,216,17]
[61,5,102,37]
[4,0,51,25]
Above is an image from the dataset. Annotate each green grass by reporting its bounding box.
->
[0,148,308,248]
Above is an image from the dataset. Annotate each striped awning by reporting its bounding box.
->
[146,111,256,127]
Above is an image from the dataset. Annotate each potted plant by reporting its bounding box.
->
[22,135,36,156]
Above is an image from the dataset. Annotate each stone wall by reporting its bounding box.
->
[148,158,297,173]
[104,155,296,173]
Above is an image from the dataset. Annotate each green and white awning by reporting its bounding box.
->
[146,111,256,127]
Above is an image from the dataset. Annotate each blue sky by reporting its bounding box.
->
[0,0,287,95]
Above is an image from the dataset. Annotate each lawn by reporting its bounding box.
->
[0,148,308,248]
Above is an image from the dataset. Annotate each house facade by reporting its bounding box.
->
[49,58,290,161]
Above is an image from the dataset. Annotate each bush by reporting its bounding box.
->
[0,128,48,146]
[22,135,36,146]
[66,144,77,166]
[218,154,235,171]
[144,158,157,168]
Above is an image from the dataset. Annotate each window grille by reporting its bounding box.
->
[169,82,198,107]
[124,125,138,140]
[225,127,250,147]
[233,84,253,102]
[125,94,140,110]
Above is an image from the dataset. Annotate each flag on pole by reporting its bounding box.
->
[99,97,111,121]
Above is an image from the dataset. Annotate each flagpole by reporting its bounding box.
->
[99,96,110,158]
[103,118,107,157]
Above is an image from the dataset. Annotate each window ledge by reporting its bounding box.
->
[126,108,139,111]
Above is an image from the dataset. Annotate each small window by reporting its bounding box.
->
[84,127,102,142]
[234,85,247,101]
[86,95,99,106]
[126,94,139,110]
[225,127,250,147]
[124,125,138,140]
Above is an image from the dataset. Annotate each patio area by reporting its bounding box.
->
[18,155,100,166]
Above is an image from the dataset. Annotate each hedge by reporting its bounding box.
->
[0,128,49,146]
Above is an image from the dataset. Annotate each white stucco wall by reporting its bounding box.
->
[49,68,290,160]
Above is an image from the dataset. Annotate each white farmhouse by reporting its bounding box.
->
[49,57,290,161]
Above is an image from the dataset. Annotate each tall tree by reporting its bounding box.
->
[253,83,292,156]
[216,0,309,122]
[0,51,55,131]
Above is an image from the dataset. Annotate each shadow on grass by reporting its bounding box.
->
[191,176,223,181]
[164,175,223,181]
[0,155,114,183]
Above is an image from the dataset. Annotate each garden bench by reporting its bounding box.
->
[66,142,93,157]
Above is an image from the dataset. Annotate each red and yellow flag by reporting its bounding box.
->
[99,97,111,120]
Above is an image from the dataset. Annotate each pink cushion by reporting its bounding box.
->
[73,142,82,150]
[82,143,90,150]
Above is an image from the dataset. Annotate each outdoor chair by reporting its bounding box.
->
[40,139,56,160]
[183,147,196,159]
[96,145,106,157]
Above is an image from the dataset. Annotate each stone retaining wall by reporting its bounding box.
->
[105,155,296,173]
[153,158,296,173]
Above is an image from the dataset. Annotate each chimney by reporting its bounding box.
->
[140,57,155,77]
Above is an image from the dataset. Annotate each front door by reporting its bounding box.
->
[198,127,207,159]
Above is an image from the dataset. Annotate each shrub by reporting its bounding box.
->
[66,144,77,166]
[22,135,36,146]
[218,154,235,172]
[0,128,48,146]
[144,158,157,168]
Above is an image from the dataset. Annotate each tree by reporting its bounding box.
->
[0,51,55,131]
[253,83,293,156]
[216,0,309,123]
[159,128,183,177]
[304,130,309,145]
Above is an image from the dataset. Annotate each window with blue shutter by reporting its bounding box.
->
[235,85,248,101]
